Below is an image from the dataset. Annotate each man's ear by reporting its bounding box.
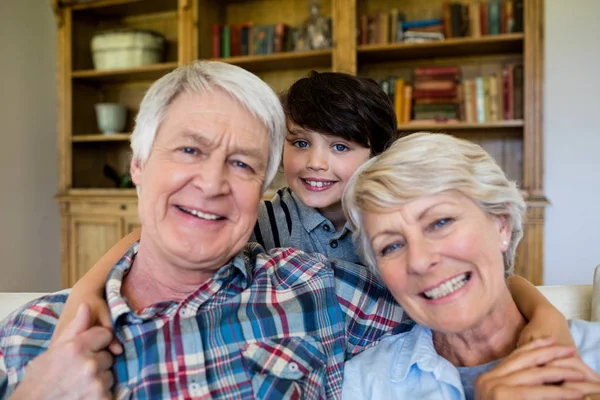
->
[130,157,143,187]
[495,215,512,252]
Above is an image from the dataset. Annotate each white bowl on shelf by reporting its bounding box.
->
[95,103,127,134]
[91,29,165,70]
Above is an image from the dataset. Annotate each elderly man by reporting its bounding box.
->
[0,61,402,399]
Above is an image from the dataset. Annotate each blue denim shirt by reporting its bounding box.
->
[342,320,600,400]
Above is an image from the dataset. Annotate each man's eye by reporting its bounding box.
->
[333,144,349,152]
[233,160,253,172]
[180,147,198,155]
[293,140,309,148]
[381,242,403,256]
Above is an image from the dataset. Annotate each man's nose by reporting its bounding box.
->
[193,158,230,197]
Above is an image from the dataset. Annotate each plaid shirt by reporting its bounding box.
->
[0,242,404,399]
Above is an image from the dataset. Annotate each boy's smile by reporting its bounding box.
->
[283,122,370,227]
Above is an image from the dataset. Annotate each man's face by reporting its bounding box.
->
[131,89,269,273]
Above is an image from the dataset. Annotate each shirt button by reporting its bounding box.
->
[189,382,202,396]
[323,224,330,232]
[330,240,338,248]
[288,362,299,372]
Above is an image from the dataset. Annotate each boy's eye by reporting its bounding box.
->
[293,140,309,148]
[332,144,349,152]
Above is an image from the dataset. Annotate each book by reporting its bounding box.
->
[212,24,221,58]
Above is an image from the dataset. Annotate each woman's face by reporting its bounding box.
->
[363,190,512,334]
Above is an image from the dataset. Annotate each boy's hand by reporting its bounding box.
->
[517,304,575,349]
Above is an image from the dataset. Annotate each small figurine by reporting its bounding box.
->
[301,0,332,50]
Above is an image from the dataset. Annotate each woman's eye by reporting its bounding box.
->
[333,144,349,152]
[431,218,454,230]
[381,242,403,256]
[293,140,309,148]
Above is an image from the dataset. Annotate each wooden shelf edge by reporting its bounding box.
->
[72,133,131,142]
[57,188,138,199]
[210,49,332,72]
[71,62,178,79]
[68,0,145,10]
[358,33,524,53]
[397,120,524,131]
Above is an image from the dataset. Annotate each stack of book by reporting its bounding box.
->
[359,10,445,45]
[412,67,460,123]
[443,0,524,38]
[461,65,523,123]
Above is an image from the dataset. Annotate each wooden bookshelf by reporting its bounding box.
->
[54,0,546,287]
[71,62,178,83]
[72,133,131,142]
[358,33,524,63]
[398,120,524,131]
[213,49,333,73]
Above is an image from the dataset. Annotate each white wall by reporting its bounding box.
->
[544,0,600,284]
[0,1,60,291]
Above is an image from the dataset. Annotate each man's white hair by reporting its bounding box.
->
[130,60,286,192]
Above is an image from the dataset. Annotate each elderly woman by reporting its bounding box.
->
[341,132,600,400]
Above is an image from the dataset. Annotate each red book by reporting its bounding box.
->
[230,25,242,57]
[412,89,458,98]
[414,66,460,76]
[480,2,489,35]
[212,24,221,58]
[503,65,514,120]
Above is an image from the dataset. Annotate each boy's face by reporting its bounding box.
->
[283,122,370,220]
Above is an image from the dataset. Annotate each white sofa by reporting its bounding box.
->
[0,283,598,322]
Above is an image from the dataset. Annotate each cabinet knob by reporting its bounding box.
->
[120,204,127,210]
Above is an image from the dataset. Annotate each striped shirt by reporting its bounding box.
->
[252,188,360,264]
[0,242,403,399]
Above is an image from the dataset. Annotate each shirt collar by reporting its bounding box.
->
[390,324,463,391]
[106,241,254,327]
[291,191,353,234]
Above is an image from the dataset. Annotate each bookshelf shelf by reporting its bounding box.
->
[358,34,524,64]
[398,120,524,131]
[213,49,333,73]
[72,133,131,142]
[70,0,177,16]
[71,62,179,83]
[66,188,137,197]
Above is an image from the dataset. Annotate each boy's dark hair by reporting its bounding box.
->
[280,71,397,156]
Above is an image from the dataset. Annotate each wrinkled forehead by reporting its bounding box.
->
[157,90,270,155]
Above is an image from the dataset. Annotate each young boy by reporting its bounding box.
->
[52,71,572,349]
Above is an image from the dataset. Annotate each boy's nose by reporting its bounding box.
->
[307,149,328,171]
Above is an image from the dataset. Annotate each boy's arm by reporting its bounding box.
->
[50,228,141,345]
[508,275,575,347]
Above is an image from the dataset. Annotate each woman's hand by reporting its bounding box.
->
[549,356,600,397]
[11,304,114,400]
[475,338,585,399]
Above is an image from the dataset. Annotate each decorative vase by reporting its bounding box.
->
[94,103,127,134]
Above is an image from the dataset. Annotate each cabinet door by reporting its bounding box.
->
[69,215,124,286]
[123,216,141,235]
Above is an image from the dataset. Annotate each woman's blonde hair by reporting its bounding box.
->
[343,132,527,277]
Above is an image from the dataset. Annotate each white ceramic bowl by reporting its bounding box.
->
[95,103,127,134]
[91,29,165,70]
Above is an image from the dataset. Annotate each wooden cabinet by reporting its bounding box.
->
[58,197,139,287]
[53,0,546,285]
